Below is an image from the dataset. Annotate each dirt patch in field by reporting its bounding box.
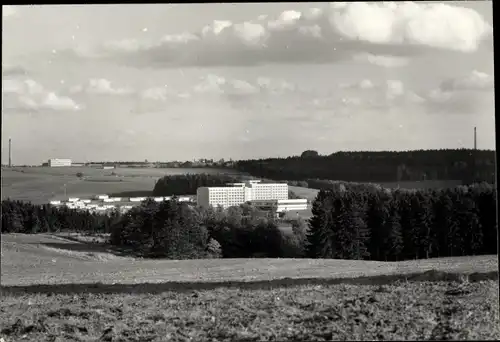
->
[1,280,498,341]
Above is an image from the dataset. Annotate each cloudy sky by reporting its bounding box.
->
[2,2,495,165]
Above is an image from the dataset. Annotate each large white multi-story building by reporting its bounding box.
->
[197,180,289,209]
[48,158,72,167]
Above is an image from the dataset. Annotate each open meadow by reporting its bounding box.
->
[1,233,499,341]
[1,167,235,204]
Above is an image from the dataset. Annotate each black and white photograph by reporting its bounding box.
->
[1,2,498,340]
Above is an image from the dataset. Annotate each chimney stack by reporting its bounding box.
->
[474,127,477,150]
[8,138,12,167]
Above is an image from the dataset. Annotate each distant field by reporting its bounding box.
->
[1,167,236,204]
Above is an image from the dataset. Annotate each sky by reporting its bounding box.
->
[2,2,495,165]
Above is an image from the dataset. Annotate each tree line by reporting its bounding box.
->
[234,149,496,184]
[152,173,241,196]
[1,200,120,235]
[1,182,497,260]
[151,173,299,199]
[307,183,497,260]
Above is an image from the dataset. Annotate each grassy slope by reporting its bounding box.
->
[1,234,498,341]
[1,234,498,288]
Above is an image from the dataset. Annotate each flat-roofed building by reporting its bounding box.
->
[197,180,289,209]
[48,159,72,167]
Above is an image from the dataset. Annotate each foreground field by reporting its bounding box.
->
[1,234,499,341]
[1,280,498,341]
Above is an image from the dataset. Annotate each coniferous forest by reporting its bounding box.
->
[234,149,496,184]
[1,182,497,260]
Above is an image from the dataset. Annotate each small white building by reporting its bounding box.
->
[110,197,122,202]
[81,199,91,204]
[154,197,164,202]
[178,196,191,202]
[48,158,72,167]
[103,198,114,203]
[164,196,172,201]
[129,197,141,202]
[67,197,79,202]
[49,200,61,205]
[94,194,109,200]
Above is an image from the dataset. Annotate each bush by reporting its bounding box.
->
[206,238,222,258]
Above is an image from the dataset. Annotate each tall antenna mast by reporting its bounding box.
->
[8,138,12,167]
[474,127,477,150]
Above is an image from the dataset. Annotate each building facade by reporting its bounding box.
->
[48,158,72,167]
[196,180,289,209]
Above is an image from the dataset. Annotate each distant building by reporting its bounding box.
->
[48,158,72,167]
[197,180,288,209]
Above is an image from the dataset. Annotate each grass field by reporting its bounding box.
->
[0,167,234,204]
[2,280,498,341]
[1,233,499,341]
[2,234,498,288]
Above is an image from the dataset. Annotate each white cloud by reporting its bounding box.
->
[2,78,81,112]
[352,53,409,67]
[140,85,170,101]
[3,79,45,95]
[440,70,494,91]
[386,80,405,100]
[340,79,375,90]
[425,70,494,113]
[70,78,134,95]
[69,2,492,68]
[337,78,426,108]
[193,74,296,96]
[328,2,491,52]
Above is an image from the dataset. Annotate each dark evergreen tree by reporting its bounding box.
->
[306,189,330,258]
[382,198,404,261]
[366,192,390,260]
